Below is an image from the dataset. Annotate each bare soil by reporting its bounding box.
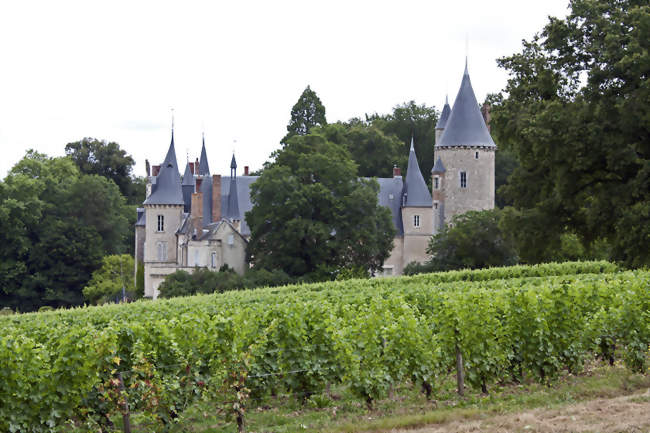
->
[391,389,650,433]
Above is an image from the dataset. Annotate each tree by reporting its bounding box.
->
[65,137,145,204]
[367,101,438,180]
[0,151,133,310]
[316,123,406,178]
[491,0,650,267]
[82,254,135,304]
[424,210,518,271]
[282,86,327,144]
[247,131,395,279]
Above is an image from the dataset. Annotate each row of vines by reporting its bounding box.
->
[0,262,647,432]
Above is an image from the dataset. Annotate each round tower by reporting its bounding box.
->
[434,62,496,225]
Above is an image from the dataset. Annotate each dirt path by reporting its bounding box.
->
[391,390,650,433]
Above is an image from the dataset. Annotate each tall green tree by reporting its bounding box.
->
[317,123,406,178]
[282,85,327,144]
[367,101,438,179]
[65,137,145,204]
[247,131,395,279]
[491,0,650,266]
[0,151,131,310]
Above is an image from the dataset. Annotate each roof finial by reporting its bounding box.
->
[171,108,175,131]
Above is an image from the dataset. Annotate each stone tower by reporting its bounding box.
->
[142,131,185,298]
[433,61,496,229]
[401,138,434,266]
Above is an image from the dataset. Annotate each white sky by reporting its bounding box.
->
[0,0,570,179]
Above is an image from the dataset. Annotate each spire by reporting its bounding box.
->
[436,95,452,130]
[182,161,195,186]
[403,138,432,207]
[143,131,184,205]
[198,135,210,175]
[230,153,237,170]
[436,62,496,148]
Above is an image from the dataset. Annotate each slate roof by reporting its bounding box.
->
[182,162,195,186]
[436,62,496,148]
[135,208,146,226]
[181,162,195,213]
[198,137,210,175]
[431,156,446,173]
[200,174,213,225]
[376,177,405,236]
[220,176,258,236]
[143,133,185,205]
[436,95,451,130]
[403,138,432,207]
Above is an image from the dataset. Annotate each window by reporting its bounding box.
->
[460,171,467,188]
[475,151,479,159]
[227,234,235,246]
[413,215,420,227]
[434,202,438,210]
[194,250,200,267]
[434,176,440,190]
[383,267,393,276]
[156,242,167,261]
[157,215,164,232]
[211,252,217,268]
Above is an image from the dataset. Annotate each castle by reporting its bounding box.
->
[135,63,495,298]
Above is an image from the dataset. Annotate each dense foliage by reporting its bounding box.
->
[247,131,395,279]
[491,0,650,266]
[65,137,145,205]
[0,152,132,311]
[82,255,136,305]
[1,261,646,432]
[282,85,327,144]
[157,266,292,298]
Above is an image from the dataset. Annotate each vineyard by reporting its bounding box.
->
[0,261,648,432]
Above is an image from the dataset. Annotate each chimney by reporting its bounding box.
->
[189,162,195,174]
[393,166,401,177]
[196,177,203,192]
[191,192,204,235]
[212,175,221,222]
[152,165,161,176]
[195,157,200,174]
[244,166,249,176]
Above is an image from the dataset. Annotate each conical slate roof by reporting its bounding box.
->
[436,95,451,130]
[198,136,210,175]
[143,132,184,205]
[182,161,195,186]
[403,138,432,207]
[436,62,496,148]
[431,156,446,173]
[225,154,240,219]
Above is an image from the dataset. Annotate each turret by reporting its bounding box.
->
[434,60,496,224]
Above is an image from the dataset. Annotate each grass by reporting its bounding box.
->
[164,361,649,433]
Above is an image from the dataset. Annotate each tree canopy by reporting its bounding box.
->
[0,151,131,311]
[65,137,145,204]
[247,130,395,279]
[282,85,327,144]
[491,0,650,266]
[82,254,135,305]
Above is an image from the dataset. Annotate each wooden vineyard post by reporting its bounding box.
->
[117,372,132,433]
[455,329,465,397]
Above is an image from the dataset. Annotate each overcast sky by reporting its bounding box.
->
[0,0,570,178]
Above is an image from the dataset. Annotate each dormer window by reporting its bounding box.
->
[157,215,164,232]
[413,215,420,228]
[460,171,467,188]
